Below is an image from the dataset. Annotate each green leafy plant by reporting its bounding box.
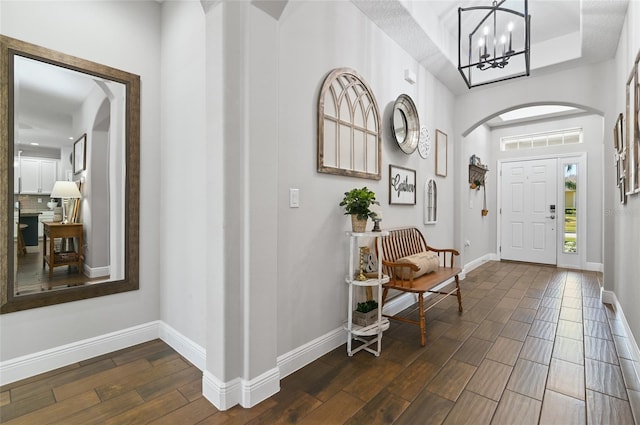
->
[339,187,379,220]
[356,300,378,313]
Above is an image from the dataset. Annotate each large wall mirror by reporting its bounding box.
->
[1,35,140,313]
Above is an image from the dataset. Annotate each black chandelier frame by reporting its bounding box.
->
[458,0,530,89]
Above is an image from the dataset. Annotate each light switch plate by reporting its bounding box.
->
[289,188,299,208]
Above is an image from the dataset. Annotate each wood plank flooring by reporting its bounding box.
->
[2,261,639,424]
[14,240,95,295]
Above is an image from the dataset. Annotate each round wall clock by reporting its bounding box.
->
[418,126,431,159]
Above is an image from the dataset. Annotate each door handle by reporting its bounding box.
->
[546,215,555,219]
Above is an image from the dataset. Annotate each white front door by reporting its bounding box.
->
[501,158,558,265]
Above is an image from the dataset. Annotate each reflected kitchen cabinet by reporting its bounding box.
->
[18,157,58,194]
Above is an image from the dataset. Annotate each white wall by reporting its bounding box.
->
[0,1,161,361]
[276,1,457,355]
[612,0,640,343]
[463,124,496,264]
[159,0,207,350]
[491,114,604,266]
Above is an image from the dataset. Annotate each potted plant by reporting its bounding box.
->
[353,299,379,327]
[339,187,379,232]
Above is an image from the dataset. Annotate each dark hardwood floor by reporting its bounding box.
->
[14,240,97,296]
[2,261,639,424]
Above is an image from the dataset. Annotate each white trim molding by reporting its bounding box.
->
[203,372,241,410]
[0,321,159,386]
[277,327,345,379]
[158,322,206,371]
[464,253,498,275]
[83,264,110,278]
[202,367,280,410]
[584,262,604,273]
[600,287,640,416]
[600,288,640,362]
[0,321,206,388]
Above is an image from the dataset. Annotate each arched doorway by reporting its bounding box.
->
[459,102,603,271]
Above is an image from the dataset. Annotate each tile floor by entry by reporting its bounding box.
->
[1,261,639,424]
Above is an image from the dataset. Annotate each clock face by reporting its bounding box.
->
[418,126,431,159]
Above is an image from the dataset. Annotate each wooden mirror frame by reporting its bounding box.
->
[0,35,140,313]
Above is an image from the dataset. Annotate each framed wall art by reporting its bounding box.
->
[435,129,448,177]
[614,113,623,154]
[317,68,382,180]
[424,178,437,224]
[389,164,416,205]
[626,49,640,194]
[614,114,626,204]
[73,133,86,174]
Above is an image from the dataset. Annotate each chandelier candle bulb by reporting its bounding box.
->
[483,27,489,58]
[508,22,514,53]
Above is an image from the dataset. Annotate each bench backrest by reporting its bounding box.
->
[378,227,428,262]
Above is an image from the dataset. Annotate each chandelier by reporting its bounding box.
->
[458,0,530,89]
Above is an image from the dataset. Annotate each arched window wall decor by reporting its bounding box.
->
[424,178,437,224]
[317,68,382,180]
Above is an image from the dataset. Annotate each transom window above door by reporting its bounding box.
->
[501,128,582,151]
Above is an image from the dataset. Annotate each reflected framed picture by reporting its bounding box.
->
[614,113,624,153]
[73,134,86,175]
[634,50,640,192]
[435,129,447,177]
[620,177,627,205]
[626,49,640,194]
[389,164,416,205]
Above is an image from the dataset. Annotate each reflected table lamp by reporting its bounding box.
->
[50,181,81,224]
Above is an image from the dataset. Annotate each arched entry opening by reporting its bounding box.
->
[459,102,604,272]
[82,98,111,276]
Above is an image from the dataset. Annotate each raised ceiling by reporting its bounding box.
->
[352,0,629,94]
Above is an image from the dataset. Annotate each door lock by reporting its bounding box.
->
[546,215,555,219]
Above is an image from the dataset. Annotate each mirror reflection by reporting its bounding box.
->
[391,94,419,154]
[12,55,126,296]
[393,108,407,144]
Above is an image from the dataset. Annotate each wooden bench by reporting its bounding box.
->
[377,227,462,346]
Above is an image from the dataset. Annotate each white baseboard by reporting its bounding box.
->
[601,288,616,305]
[203,372,241,410]
[601,288,640,407]
[601,288,640,359]
[158,322,206,371]
[202,366,280,410]
[584,262,604,272]
[383,292,417,317]
[0,321,159,386]
[277,327,345,379]
[464,253,497,275]
[83,264,110,278]
[0,318,275,411]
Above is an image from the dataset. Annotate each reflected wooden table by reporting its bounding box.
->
[42,222,83,288]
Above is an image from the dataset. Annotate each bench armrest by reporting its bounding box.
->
[425,246,460,256]
[425,246,459,268]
